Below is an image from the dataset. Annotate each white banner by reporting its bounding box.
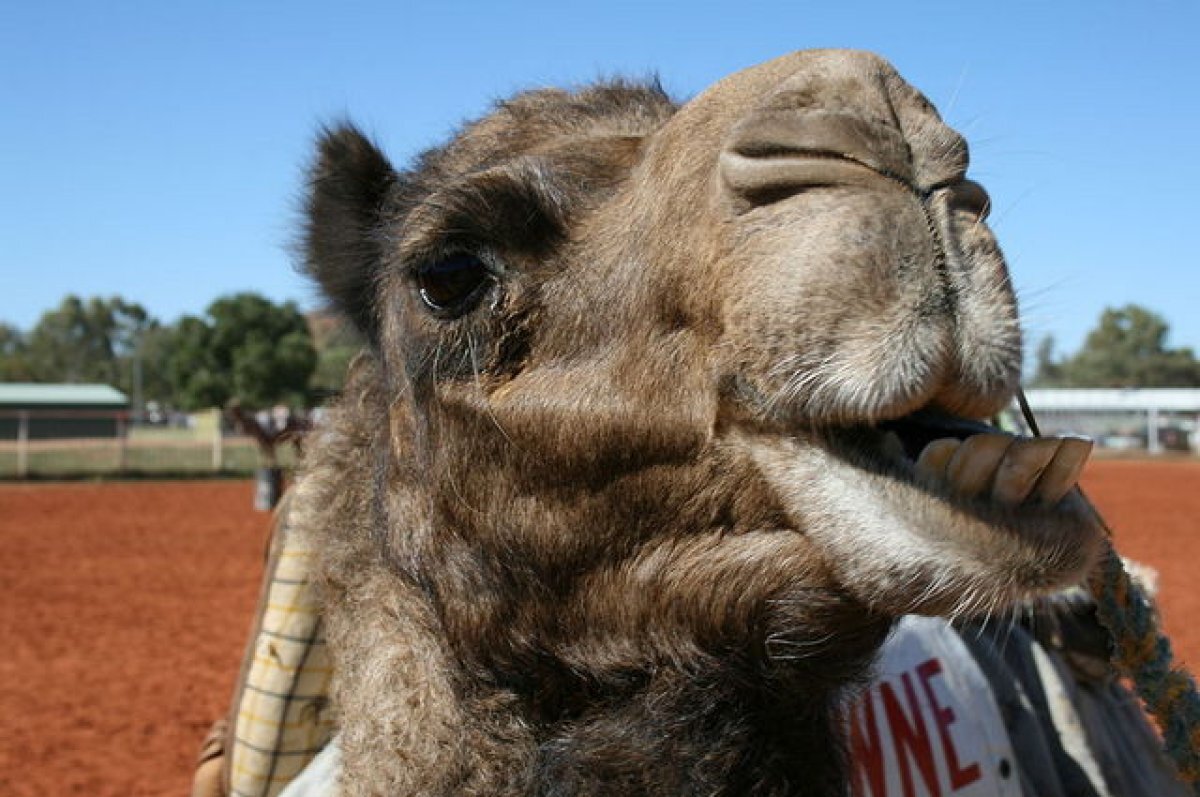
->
[847,616,1020,797]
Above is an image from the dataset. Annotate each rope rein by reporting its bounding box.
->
[1017,388,1200,791]
[1089,544,1200,787]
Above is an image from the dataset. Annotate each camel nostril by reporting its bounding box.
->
[946,179,991,220]
[718,149,881,204]
[719,111,913,201]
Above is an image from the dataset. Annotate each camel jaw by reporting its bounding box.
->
[739,414,1105,619]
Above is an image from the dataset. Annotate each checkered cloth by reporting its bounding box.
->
[225,495,335,797]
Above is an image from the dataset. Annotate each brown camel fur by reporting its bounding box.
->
[292,49,1104,796]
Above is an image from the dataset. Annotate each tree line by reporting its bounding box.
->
[1,296,1197,412]
[0,293,360,411]
[1032,304,1200,388]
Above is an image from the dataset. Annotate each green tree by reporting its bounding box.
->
[132,322,179,408]
[23,295,157,393]
[1054,305,1200,387]
[163,315,222,409]
[308,312,363,395]
[0,322,33,380]
[1030,335,1064,387]
[165,293,318,410]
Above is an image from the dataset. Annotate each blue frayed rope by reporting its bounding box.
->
[1089,533,1200,791]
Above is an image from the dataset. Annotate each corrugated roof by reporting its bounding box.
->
[1024,388,1200,412]
[0,383,129,406]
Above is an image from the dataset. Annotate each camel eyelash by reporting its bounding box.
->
[411,252,500,319]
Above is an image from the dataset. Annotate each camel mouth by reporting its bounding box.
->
[739,404,1103,617]
[878,408,999,459]
[829,407,1093,512]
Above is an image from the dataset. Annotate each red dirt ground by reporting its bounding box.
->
[0,482,266,797]
[1081,460,1200,670]
[1,462,1197,796]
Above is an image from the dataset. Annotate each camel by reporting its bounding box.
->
[291,49,1107,796]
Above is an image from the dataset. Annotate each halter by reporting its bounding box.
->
[1017,387,1200,791]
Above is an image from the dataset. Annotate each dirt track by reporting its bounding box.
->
[0,482,265,797]
[1,462,1198,796]
[1081,460,1200,670]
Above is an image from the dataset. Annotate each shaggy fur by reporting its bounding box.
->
[292,50,1104,796]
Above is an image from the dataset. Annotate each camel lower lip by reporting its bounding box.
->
[742,426,1105,617]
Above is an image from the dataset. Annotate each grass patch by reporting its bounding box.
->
[0,436,299,480]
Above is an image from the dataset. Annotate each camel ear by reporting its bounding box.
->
[303,124,397,343]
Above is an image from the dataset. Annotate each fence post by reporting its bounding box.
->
[17,410,29,478]
[212,415,223,473]
[117,413,128,473]
[1147,406,1161,455]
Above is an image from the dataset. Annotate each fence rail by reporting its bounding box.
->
[3,398,1196,480]
[0,409,297,478]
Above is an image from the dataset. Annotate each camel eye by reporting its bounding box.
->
[416,254,493,317]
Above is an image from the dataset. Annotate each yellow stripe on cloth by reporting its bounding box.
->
[228,507,334,797]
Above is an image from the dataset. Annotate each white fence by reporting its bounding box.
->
[0,409,294,478]
[3,391,1196,478]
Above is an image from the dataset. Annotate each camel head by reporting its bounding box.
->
[299,49,1104,794]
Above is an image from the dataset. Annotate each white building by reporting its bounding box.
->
[1020,388,1200,453]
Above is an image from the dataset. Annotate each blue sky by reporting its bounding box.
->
[3,1,1197,362]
